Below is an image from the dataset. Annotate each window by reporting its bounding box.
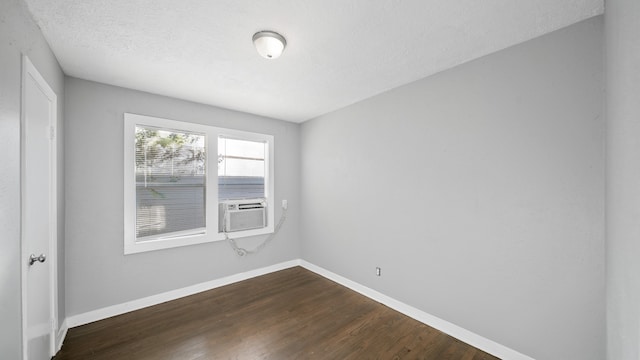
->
[124,113,274,254]
[218,136,266,201]
[135,126,206,239]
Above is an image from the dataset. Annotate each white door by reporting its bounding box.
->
[21,56,58,360]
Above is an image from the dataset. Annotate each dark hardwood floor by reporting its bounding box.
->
[54,267,500,359]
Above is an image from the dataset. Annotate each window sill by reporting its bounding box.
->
[124,225,275,255]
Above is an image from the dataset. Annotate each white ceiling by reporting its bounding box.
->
[24,0,603,123]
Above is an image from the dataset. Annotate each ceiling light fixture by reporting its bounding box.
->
[252,31,287,59]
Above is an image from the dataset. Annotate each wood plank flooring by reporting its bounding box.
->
[54,267,500,359]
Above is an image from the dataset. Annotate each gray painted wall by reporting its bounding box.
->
[301,17,604,360]
[0,0,66,358]
[605,1,640,359]
[64,78,300,317]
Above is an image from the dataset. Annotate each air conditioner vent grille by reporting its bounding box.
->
[238,203,264,210]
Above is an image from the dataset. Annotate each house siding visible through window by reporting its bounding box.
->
[218,136,266,201]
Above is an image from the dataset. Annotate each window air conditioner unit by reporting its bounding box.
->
[219,199,267,233]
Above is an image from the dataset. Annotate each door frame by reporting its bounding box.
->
[20,55,59,359]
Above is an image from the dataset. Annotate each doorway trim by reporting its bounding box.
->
[20,55,59,359]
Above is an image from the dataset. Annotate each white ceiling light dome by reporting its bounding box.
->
[252,31,287,59]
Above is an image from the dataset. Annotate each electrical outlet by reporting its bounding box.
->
[376,267,381,276]
[282,199,288,210]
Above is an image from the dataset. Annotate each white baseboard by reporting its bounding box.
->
[62,258,531,360]
[299,260,534,360]
[56,318,68,352]
[66,259,300,328]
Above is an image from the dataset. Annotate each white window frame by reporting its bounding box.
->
[124,113,274,254]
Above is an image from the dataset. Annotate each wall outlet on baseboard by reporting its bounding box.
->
[376,267,381,276]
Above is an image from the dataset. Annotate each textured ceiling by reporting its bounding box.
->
[24,0,603,122]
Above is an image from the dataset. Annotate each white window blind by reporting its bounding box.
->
[135,126,206,240]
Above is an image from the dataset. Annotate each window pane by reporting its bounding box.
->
[136,126,206,239]
[218,137,265,200]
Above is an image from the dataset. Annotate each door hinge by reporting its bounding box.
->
[49,126,55,140]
